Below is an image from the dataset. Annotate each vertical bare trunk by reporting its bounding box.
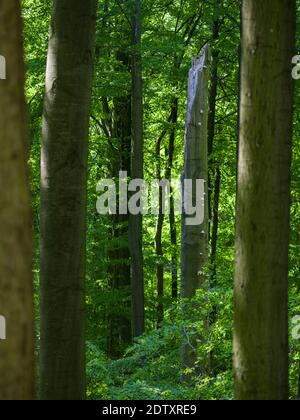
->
[108,51,132,356]
[233,0,295,400]
[210,167,221,278]
[207,20,220,244]
[129,0,144,337]
[181,45,210,297]
[155,208,164,327]
[155,94,179,323]
[181,45,210,370]
[0,0,34,400]
[155,134,165,327]
[207,21,219,158]
[169,195,178,300]
[40,0,97,400]
[298,361,300,399]
[167,98,179,300]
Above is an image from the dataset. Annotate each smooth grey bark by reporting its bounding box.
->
[181,45,210,298]
[129,0,144,337]
[0,0,34,400]
[181,45,210,370]
[233,0,295,400]
[40,0,97,400]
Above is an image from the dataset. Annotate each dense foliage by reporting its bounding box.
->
[21,0,300,400]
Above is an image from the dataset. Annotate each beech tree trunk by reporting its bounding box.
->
[40,0,97,400]
[181,45,210,298]
[129,0,145,337]
[181,45,210,370]
[0,0,34,400]
[233,0,295,400]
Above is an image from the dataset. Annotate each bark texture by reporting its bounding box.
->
[181,45,210,370]
[0,0,34,400]
[233,0,295,400]
[181,45,210,298]
[40,0,97,400]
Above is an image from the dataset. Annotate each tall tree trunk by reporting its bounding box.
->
[207,20,220,244]
[169,194,178,299]
[233,0,295,400]
[167,98,179,300]
[108,51,132,356]
[154,94,179,324]
[40,0,97,400]
[207,20,220,158]
[155,93,179,324]
[155,203,164,328]
[129,0,144,337]
[181,45,210,370]
[155,132,165,327]
[181,46,210,298]
[0,0,34,400]
[298,363,300,400]
[210,166,221,278]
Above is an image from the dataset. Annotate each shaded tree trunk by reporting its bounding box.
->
[298,364,300,399]
[167,98,179,300]
[169,194,178,300]
[0,0,34,400]
[207,20,220,244]
[40,0,97,400]
[155,94,179,324]
[207,20,220,158]
[210,167,221,278]
[155,135,165,327]
[107,51,132,357]
[155,204,164,328]
[155,131,165,327]
[233,0,295,400]
[129,0,144,337]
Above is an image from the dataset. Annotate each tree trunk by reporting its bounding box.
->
[298,363,300,399]
[210,167,221,278]
[207,20,220,244]
[181,45,210,298]
[207,20,220,158]
[40,0,97,400]
[167,98,179,300]
[155,141,165,327]
[129,0,144,337]
[233,0,295,400]
[155,94,179,324]
[107,51,132,357]
[181,45,210,370]
[0,0,34,400]
[169,193,178,300]
[155,207,164,327]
